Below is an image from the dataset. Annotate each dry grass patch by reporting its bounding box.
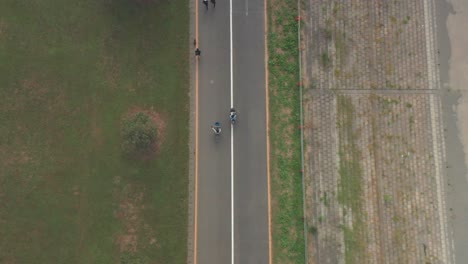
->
[114,184,158,254]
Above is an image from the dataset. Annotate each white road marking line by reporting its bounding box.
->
[230,111,234,264]
[246,0,249,16]
[230,0,234,261]
[194,0,199,263]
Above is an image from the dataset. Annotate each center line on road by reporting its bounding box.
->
[245,0,249,16]
[194,0,199,263]
[229,0,234,262]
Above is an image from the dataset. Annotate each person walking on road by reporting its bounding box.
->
[195,48,201,57]
[211,0,216,8]
[203,0,208,10]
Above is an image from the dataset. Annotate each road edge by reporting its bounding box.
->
[264,0,272,262]
[187,0,198,262]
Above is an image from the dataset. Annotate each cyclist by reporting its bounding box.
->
[211,121,221,134]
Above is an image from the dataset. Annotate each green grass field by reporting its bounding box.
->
[0,1,189,263]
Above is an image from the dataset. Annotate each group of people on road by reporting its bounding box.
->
[195,0,218,58]
[211,108,237,135]
[194,0,236,136]
[203,0,216,10]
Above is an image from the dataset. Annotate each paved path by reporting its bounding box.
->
[232,0,269,262]
[438,0,468,263]
[195,0,269,262]
[302,0,455,263]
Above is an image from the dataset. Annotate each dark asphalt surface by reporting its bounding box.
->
[196,0,269,262]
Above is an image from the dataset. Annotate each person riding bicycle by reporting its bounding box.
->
[229,108,237,122]
[211,122,221,134]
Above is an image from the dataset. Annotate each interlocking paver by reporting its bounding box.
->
[301,0,453,263]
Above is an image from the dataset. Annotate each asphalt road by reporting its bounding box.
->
[196,0,269,262]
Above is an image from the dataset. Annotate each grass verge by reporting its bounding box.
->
[0,1,189,263]
[267,0,305,263]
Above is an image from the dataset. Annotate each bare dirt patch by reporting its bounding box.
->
[0,146,33,167]
[114,184,158,254]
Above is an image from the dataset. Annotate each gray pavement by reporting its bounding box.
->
[196,0,269,263]
[437,0,468,263]
[196,1,232,263]
[232,0,269,263]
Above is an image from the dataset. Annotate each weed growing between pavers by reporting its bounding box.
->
[337,96,366,264]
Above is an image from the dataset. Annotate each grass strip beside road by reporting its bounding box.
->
[267,0,305,263]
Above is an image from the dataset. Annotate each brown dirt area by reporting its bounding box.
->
[114,183,158,254]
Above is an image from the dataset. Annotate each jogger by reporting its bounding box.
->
[211,0,215,8]
[203,0,208,10]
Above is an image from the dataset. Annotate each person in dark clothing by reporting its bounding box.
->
[229,108,237,123]
[211,0,215,8]
[195,48,201,57]
[212,122,221,134]
[203,0,208,10]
